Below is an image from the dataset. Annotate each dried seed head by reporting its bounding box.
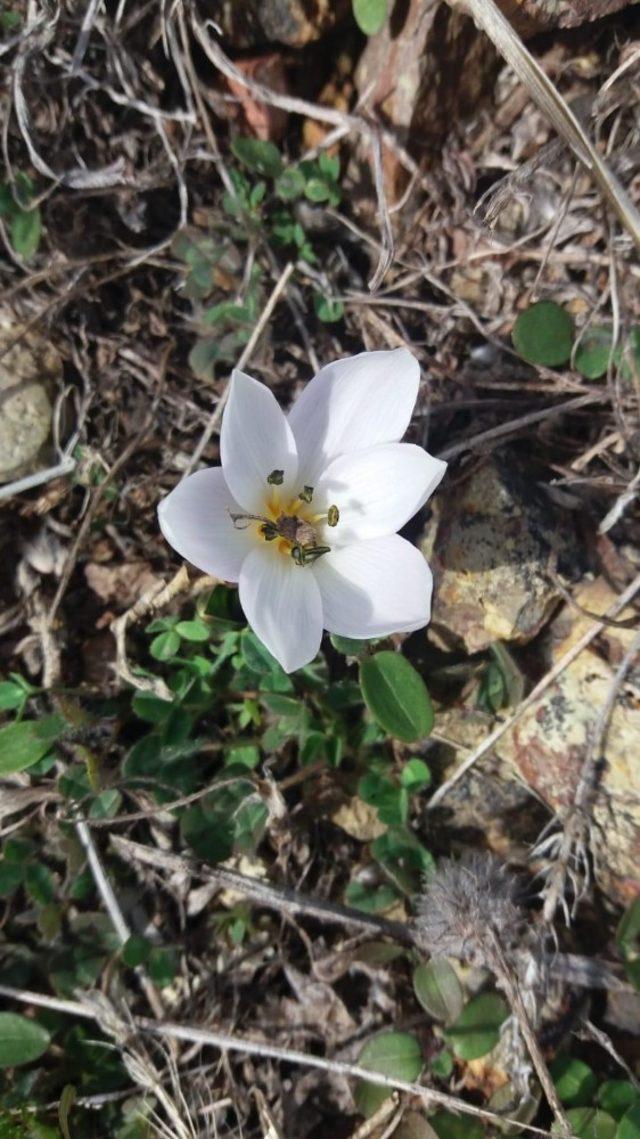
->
[415,852,525,968]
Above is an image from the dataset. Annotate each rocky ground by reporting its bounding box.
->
[0,1,639,1137]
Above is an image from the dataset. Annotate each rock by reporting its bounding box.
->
[495,578,640,906]
[355,0,499,192]
[213,0,348,48]
[0,307,60,484]
[426,455,580,654]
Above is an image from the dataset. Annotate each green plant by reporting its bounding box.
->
[0,173,42,260]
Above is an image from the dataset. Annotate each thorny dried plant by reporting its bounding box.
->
[416,854,572,1139]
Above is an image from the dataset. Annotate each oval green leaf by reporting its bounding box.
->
[413,958,463,1023]
[230,137,283,178]
[359,651,434,742]
[355,1030,422,1117]
[0,715,65,775]
[550,1056,598,1106]
[358,1030,422,1080]
[11,206,42,259]
[512,300,573,367]
[444,992,508,1060]
[0,1012,50,1067]
[353,0,388,35]
[574,326,614,380]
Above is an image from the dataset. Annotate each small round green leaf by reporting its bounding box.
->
[413,958,463,1023]
[353,0,388,35]
[597,1082,639,1120]
[444,992,508,1060]
[550,1056,598,1106]
[150,629,180,661]
[512,301,573,367]
[0,1012,50,1067]
[359,651,434,742]
[574,326,614,379]
[275,167,306,201]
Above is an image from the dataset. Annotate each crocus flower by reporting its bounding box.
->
[158,349,446,673]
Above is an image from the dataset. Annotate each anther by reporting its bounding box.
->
[298,486,314,503]
[267,469,284,485]
[327,505,340,527]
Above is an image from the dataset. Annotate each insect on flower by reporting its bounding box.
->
[158,349,446,672]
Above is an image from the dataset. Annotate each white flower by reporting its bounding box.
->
[158,349,446,673]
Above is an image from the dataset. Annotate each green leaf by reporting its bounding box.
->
[131,691,173,723]
[10,206,42,259]
[618,1104,640,1139]
[430,1050,454,1079]
[574,326,614,380]
[275,167,305,201]
[597,1083,639,1120]
[241,629,284,676]
[230,137,283,178]
[330,634,369,656]
[314,294,344,323]
[225,744,260,769]
[413,959,463,1023]
[0,860,24,896]
[88,788,123,819]
[25,863,55,905]
[0,679,28,711]
[188,338,220,380]
[477,658,507,714]
[0,715,65,774]
[122,935,152,967]
[344,880,399,914]
[0,1013,50,1067]
[559,1109,617,1139]
[147,946,177,987]
[149,629,180,661]
[430,1112,484,1139]
[401,758,431,792]
[175,619,210,642]
[444,992,508,1060]
[550,1056,598,1106]
[359,651,434,742]
[355,1031,422,1117]
[359,771,407,825]
[305,176,332,203]
[512,300,573,367]
[353,0,388,35]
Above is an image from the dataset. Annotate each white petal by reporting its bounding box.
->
[221,369,298,513]
[315,443,446,546]
[239,546,323,673]
[288,349,420,484]
[314,535,433,638]
[158,467,253,582]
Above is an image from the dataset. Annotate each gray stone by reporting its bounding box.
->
[0,307,60,484]
[426,455,580,653]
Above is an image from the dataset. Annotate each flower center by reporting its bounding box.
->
[230,471,340,567]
